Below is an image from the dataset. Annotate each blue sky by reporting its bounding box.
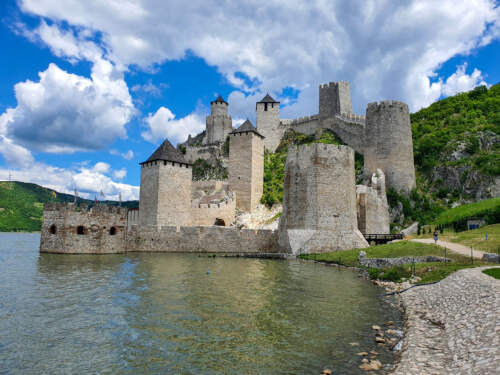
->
[0,0,499,200]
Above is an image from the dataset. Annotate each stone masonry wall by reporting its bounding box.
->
[190,196,236,226]
[364,100,416,193]
[256,101,281,152]
[228,131,264,212]
[139,161,192,227]
[40,203,128,254]
[356,169,390,234]
[126,225,280,253]
[278,144,368,254]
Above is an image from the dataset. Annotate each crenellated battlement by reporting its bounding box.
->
[366,100,409,112]
[289,114,319,126]
[43,202,128,215]
[319,81,349,89]
[336,112,366,124]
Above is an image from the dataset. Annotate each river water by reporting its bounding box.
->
[0,233,400,374]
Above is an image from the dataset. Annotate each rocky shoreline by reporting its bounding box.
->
[310,260,500,374]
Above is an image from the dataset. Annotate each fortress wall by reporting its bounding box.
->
[192,180,227,193]
[40,203,128,254]
[126,225,280,253]
[325,115,366,154]
[183,143,227,165]
[278,144,368,254]
[127,209,139,230]
[190,197,236,226]
[287,115,321,135]
[364,100,416,193]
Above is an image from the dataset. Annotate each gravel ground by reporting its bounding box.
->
[392,266,499,374]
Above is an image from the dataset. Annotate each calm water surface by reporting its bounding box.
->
[0,233,400,374]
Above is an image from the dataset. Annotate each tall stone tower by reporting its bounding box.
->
[364,101,416,193]
[256,93,280,152]
[205,95,233,144]
[139,139,192,227]
[278,144,368,254]
[228,120,264,212]
[319,81,353,123]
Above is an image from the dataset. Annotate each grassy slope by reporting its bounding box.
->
[0,181,138,232]
[300,241,485,283]
[434,198,500,227]
[482,268,500,279]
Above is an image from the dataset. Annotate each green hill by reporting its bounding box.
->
[0,181,138,232]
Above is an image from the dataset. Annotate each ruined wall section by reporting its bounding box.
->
[40,203,128,254]
[356,169,390,234]
[183,143,227,166]
[364,101,416,193]
[139,161,192,227]
[126,226,280,254]
[190,193,236,226]
[278,144,368,254]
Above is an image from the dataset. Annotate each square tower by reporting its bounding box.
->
[256,93,280,152]
[228,120,264,212]
[319,81,353,122]
[139,139,192,227]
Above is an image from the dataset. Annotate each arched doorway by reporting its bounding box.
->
[49,224,56,235]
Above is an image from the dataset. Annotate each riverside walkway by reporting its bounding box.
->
[411,238,486,259]
[393,266,500,374]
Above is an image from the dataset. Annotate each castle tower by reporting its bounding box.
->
[205,95,233,144]
[278,144,368,254]
[228,120,264,212]
[364,101,416,193]
[319,81,353,123]
[256,93,280,152]
[139,139,192,227]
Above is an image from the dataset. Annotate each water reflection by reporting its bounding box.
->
[0,233,400,374]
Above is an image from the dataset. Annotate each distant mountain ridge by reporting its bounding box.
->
[0,181,138,232]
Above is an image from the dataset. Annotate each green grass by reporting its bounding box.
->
[0,181,138,232]
[435,197,500,229]
[482,268,500,279]
[300,240,482,283]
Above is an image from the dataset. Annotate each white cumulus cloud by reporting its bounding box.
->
[110,149,134,160]
[142,107,205,145]
[0,60,134,153]
[17,0,500,114]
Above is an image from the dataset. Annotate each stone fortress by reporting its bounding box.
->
[40,81,416,256]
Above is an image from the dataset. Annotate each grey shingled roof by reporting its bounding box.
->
[211,95,227,104]
[230,119,264,138]
[258,93,279,103]
[141,138,190,165]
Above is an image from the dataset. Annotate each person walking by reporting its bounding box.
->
[433,230,438,244]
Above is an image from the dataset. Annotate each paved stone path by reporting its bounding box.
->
[411,238,486,259]
[392,266,500,375]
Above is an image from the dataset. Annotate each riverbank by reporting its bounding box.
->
[386,266,499,374]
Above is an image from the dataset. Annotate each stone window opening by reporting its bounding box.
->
[77,226,85,235]
[264,103,268,111]
[109,227,116,235]
[49,224,57,235]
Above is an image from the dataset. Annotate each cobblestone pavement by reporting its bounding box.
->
[392,266,499,375]
[411,238,485,259]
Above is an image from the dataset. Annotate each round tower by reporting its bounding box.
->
[364,100,416,193]
[256,93,280,152]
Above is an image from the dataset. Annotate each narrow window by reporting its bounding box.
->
[49,224,56,235]
[109,227,116,235]
[77,226,85,235]
[264,102,268,111]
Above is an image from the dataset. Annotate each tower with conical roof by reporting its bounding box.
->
[139,138,192,227]
[205,95,233,144]
[256,93,280,152]
[228,120,264,212]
